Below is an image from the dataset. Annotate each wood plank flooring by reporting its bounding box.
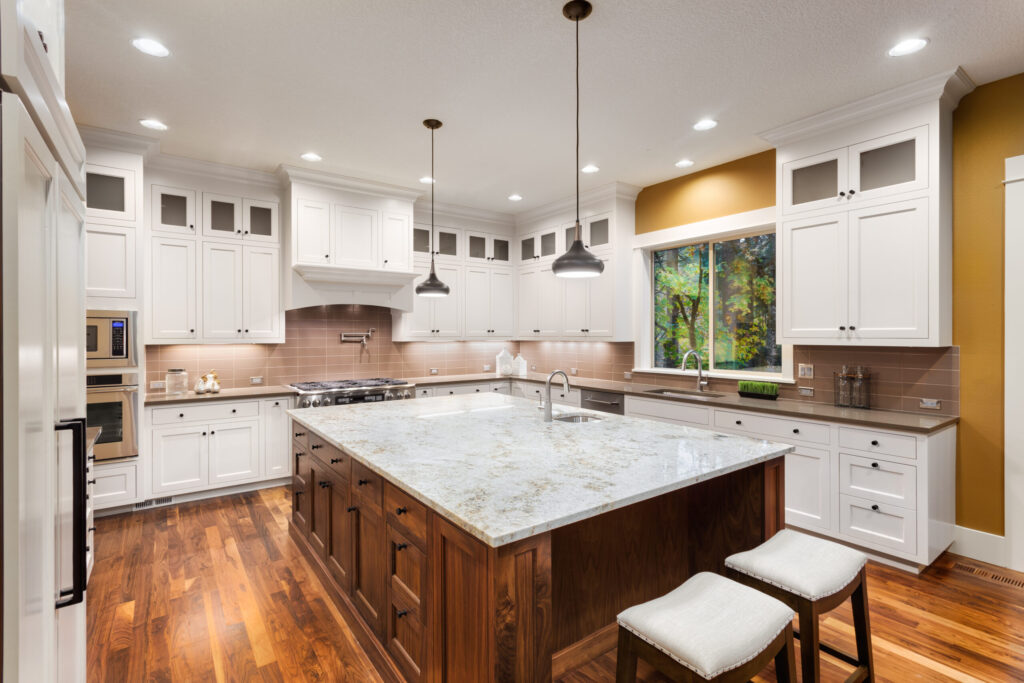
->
[87,487,1024,682]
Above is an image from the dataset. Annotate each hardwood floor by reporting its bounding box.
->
[87,487,1024,682]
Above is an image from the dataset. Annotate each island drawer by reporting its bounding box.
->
[151,400,259,425]
[385,484,428,549]
[839,427,916,460]
[715,409,830,445]
[321,446,350,481]
[351,460,383,508]
[291,422,310,449]
[388,525,426,620]
[839,453,916,509]
[838,494,917,555]
[387,602,425,682]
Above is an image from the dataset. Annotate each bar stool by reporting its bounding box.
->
[615,572,796,682]
[725,529,874,683]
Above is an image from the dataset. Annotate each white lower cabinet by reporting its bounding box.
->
[91,461,140,509]
[784,446,831,531]
[208,419,261,485]
[152,424,209,494]
[261,397,293,478]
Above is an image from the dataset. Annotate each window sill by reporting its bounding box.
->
[631,367,797,385]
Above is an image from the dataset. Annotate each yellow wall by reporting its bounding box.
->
[635,74,1024,534]
[635,150,775,233]
[951,73,1024,535]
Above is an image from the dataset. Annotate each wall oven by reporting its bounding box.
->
[86,371,139,461]
[86,309,136,368]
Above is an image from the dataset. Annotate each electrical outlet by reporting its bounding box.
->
[250,376,264,385]
[919,398,942,410]
[429,368,439,375]
[623,371,633,380]
[570,367,578,376]
[483,363,492,372]
[531,364,536,371]
[798,386,814,397]
[150,380,166,390]
[798,363,814,379]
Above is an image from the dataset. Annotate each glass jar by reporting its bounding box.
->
[166,368,188,395]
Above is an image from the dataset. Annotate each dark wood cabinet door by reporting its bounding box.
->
[387,525,428,682]
[292,449,311,535]
[352,502,387,640]
[328,476,353,593]
[309,462,332,559]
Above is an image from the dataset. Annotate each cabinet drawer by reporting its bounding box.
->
[385,484,428,549]
[839,453,917,509]
[839,494,917,555]
[625,396,710,426]
[839,427,916,459]
[388,602,425,682]
[92,462,139,509]
[291,422,310,448]
[715,409,829,445]
[319,444,350,481]
[415,387,434,398]
[152,400,259,425]
[351,460,383,508]
[388,525,427,618]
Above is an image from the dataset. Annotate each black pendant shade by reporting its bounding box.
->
[416,118,451,297]
[553,0,604,279]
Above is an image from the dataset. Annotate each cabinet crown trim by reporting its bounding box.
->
[279,165,422,200]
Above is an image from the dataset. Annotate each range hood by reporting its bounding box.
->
[287,265,419,312]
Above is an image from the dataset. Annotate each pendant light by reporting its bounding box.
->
[553,0,604,279]
[416,118,451,297]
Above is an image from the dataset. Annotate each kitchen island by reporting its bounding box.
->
[288,393,792,682]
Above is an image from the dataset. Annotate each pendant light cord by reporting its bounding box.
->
[575,15,581,240]
[431,127,436,267]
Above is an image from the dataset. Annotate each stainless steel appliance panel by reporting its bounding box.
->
[86,372,139,461]
[580,389,625,415]
[85,309,136,368]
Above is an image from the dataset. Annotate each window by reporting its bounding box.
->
[653,232,785,377]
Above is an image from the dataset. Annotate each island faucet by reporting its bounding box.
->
[544,370,571,422]
[680,349,709,392]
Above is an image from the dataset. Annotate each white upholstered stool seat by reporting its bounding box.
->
[616,572,795,680]
[725,529,867,601]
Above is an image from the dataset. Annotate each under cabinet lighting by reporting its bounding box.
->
[300,152,322,162]
[693,118,717,131]
[139,118,168,131]
[131,38,170,57]
[888,38,928,57]
[580,164,599,173]
[508,194,523,201]
[675,158,695,168]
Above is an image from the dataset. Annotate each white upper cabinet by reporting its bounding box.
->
[404,262,462,338]
[414,224,461,263]
[562,214,612,254]
[150,236,197,341]
[561,257,612,337]
[85,224,136,299]
[201,242,244,339]
[536,266,563,336]
[466,232,511,265]
[516,267,540,337]
[381,212,412,270]
[489,269,515,337]
[517,264,567,338]
[152,185,197,235]
[780,212,848,340]
[86,165,136,223]
[243,246,282,339]
[463,266,514,338]
[243,198,279,243]
[333,205,377,268]
[202,192,243,238]
[519,226,558,263]
[295,199,330,264]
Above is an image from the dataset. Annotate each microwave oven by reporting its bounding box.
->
[86,310,136,368]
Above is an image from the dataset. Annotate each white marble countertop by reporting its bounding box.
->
[289,393,793,547]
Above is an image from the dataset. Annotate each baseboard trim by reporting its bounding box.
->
[950,525,1008,567]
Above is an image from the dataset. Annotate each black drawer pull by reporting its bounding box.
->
[396,543,408,551]
[311,444,322,450]
[871,504,880,511]
[294,432,306,438]
[88,527,96,533]
[295,452,304,458]
[330,457,343,464]
[318,481,330,488]
[358,479,369,486]
[871,440,879,446]
[346,506,357,512]
[871,462,879,468]
[87,479,96,485]
[396,610,409,619]
[395,506,408,515]
[792,428,800,434]
[294,491,303,497]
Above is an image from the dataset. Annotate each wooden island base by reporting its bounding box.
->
[290,428,784,683]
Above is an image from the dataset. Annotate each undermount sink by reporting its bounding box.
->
[643,388,725,399]
[554,413,602,423]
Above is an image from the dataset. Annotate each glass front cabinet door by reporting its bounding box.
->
[466,232,511,264]
[202,192,243,238]
[151,185,196,235]
[86,165,136,223]
[847,126,928,204]
[243,199,279,243]
[782,149,849,215]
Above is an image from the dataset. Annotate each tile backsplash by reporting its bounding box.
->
[146,305,958,416]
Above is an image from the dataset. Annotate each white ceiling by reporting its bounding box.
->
[66,0,1024,213]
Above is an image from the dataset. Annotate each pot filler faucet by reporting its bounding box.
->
[544,370,571,422]
[680,349,709,392]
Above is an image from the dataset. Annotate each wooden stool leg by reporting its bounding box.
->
[774,624,798,683]
[615,626,639,683]
[850,567,875,681]
[798,601,821,683]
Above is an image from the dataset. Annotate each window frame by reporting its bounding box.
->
[632,208,794,383]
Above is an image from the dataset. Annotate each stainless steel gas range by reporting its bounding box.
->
[289,378,416,408]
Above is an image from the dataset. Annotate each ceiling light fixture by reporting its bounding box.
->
[508,194,523,202]
[139,118,168,131]
[300,152,322,162]
[553,0,604,280]
[131,38,170,57]
[675,158,695,168]
[415,119,450,298]
[580,164,599,174]
[887,38,929,57]
[419,176,435,184]
[693,118,718,131]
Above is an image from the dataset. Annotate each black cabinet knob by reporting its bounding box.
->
[274,402,280,406]
[237,329,242,333]
[871,504,879,511]
[318,480,330,488]
[190,224,194,229]
[792,428,800,434]
[244,329,249,333]
[179,413,184,418]
[871,462,879,468]
[324,254,329,259]
[849,326,856,331]
[871,440,879,446]
[358,479,369,486]
[396,543,408,551]
[202,432,207,436]
[346,505,357,512]
[190,329,195,333]
[396,610,409,619]
[839,326,846,331]
[294,491,303,497]
[231,409,237,413]
[330,457,342,464]
[849,189,856,195]
[839,191,846,197]
[735,420,742,425]
[210,431,215,435]
[396,507,408,515]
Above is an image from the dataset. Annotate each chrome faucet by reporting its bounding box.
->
[680,349,709,392]
[544,370,570,422]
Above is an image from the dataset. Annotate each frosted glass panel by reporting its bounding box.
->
[792,159,838,206]
[210,200,235,233]
[249,206,273,236]
[859,139,915,192]
[469,235,486,259]
[437,231,457,256]
[540,232,556,256]
[493,239,509,262]
[160,193,187,227]
[590,218,609,247]
[521,237,535,260]
[413,228,431,253]
[86,173,125,212]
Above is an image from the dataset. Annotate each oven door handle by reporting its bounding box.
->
[55,417,87,609]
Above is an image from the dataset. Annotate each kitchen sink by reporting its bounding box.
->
[643,388,725,399]
[554,414,602,423]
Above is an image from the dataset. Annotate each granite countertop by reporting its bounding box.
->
[289,393,792,547]
[86,426,102,452]
[405,372,958,434]
[144,385,296,406]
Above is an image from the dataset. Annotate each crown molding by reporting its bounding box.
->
[759,67,976,147]
[278,164,424,201]
[414,199,516,229]
[78,125,160,156]
[515,181,642,226]
[147,153,281,188]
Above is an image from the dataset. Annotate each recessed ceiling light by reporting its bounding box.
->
[888,38,929,57]
[131,38,170,57]
[508,194,523,202]
[675,158,695,168]
[581,164,599,173]
[139,118,168,131]
[419,176,435,184]
[693,118,717,131]
[300,152,322,162]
